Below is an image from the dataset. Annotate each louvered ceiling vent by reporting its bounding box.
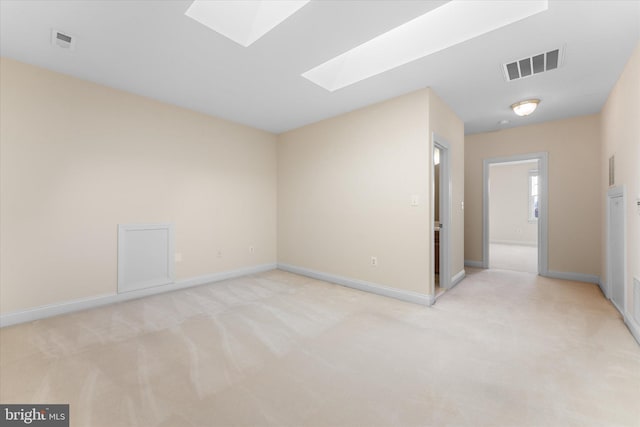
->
[51,29,76,51]
[503,48,563,81]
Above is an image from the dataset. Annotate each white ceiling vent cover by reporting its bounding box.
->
[503,47,563,81]
[51,29,76,50]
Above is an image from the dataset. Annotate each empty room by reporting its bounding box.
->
[1,1,639,426]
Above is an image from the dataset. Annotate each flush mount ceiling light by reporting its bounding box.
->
[185,0,310,47]
[302,0,548,92]
[511,99,540,116]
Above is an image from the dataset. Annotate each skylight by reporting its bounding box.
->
[302,0,549,92]
[185,0,310,47]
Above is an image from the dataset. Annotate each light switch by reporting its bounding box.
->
[411,195,419,207]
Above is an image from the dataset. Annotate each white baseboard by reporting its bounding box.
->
[490,240,537,247]
[0,263,277,328]
[451,270,466,287]
[544,271,601,284]
[277,263,433,306]
[464,260,484,268]
[596,279,638,346]
[624,314,640,347]
[598,278,608,298]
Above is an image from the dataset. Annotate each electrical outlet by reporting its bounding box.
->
[371,256,378,266]
[249,246,255,253]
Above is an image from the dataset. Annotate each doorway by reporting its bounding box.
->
[482,153,548,275]
[606,187,625,314]
[432,135,450,299]
[488,160,539,273]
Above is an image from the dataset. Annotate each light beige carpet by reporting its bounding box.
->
[490,243,538,273]
[1,269,639,426]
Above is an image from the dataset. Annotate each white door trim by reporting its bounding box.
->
[482,152,548,275]
[432,133,451,290]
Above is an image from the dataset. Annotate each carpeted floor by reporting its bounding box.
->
[1,268,639,426]
[490,243,538,273]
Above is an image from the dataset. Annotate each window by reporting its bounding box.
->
[529,170,539,221]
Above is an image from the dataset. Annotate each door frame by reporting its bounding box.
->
[482,152,548,275]
[606,185,626,314]
[432,133,451,291]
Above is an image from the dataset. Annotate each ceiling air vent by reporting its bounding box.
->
[503,48,563,81]
[51,29,76,51]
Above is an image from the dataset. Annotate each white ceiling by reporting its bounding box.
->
[1,0,638,134]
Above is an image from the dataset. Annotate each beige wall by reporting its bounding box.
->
[489,162,538,245]
[0,58,278,314]
[601,43,640,324]
[465,114,601,276]
[278,88,464,296]
[278,90,431,295]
